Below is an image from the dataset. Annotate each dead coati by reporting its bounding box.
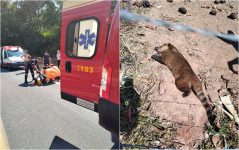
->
[151,43,216,126]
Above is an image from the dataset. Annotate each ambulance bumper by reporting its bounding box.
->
[8,62,25,67]
[98,97,119,135]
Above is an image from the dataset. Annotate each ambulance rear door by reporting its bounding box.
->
[60,0,113,106]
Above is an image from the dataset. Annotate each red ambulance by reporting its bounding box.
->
[60,0,119,134]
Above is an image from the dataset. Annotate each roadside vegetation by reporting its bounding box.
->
[1,0,62,57]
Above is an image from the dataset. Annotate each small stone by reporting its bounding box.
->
[201,5,210,9]
[178,7,187,14]
[168,27,175,31]
[214,0,219,4]
[152,140,161,145]
[142,0,150,8]
[167,0,173,2]
[137,32,145,36]
[210,10,217,15]
[218,88,228,96]
[145,25,155,30]
[228,12,238,20]
[221,73,233,81]
[220,0,226,4]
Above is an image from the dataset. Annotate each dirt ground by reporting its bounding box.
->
[120,0,238,149]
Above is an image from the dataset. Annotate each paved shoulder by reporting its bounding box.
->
[0,118,9,149]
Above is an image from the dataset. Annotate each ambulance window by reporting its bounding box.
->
[66,19,98,58]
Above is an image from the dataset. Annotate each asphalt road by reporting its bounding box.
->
[0,68,118,149]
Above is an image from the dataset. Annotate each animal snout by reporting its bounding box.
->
[151,53,161,61]
[154,46,160,52]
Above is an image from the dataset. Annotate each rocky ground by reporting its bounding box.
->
[120,0,238,149]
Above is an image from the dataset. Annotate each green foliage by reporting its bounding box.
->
[202,114,239,149]
[1,0,63,57]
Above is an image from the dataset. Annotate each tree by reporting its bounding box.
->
[1,0,63,58]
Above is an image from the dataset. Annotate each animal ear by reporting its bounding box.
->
[168,43,176,49]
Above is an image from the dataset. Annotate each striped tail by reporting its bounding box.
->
[193,87,215,125]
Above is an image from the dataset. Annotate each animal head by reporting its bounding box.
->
[154,43,176,53]
[151,43,177,63]
[151,43,170,57]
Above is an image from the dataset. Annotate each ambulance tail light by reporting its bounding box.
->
[100,57,112,100]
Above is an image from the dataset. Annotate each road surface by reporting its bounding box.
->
[0,68,118,149]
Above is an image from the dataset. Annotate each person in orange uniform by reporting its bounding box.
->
[41,64,60,83]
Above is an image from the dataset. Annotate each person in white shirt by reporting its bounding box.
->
[56,50,60,68]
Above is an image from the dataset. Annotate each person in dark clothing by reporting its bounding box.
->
[43,51,51,67]
[22,50,35,84]
[32,57,40,72]
[25,60,35,83]
[36,58,40,71]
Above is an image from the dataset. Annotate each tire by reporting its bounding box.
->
[7,65,11,70]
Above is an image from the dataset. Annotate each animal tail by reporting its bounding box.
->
[193,86,216,125]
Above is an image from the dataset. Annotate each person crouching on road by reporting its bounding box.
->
[43,50,51,67]
[22,50,35,84]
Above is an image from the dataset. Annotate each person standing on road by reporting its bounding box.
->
[43,50,51,67]
[21,50,35,84]
[56,50,60,68]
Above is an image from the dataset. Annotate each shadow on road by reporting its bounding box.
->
[18,83,33,87]
[15,72,25,75]
[111,133,119,149]
[18,80,57,87]
[41,81,56,86]
[49,136,80,149]
[0,68,24,73]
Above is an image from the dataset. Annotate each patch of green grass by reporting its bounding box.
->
[203,114,239,149]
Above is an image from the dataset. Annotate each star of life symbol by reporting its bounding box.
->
[79,29,96,49]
